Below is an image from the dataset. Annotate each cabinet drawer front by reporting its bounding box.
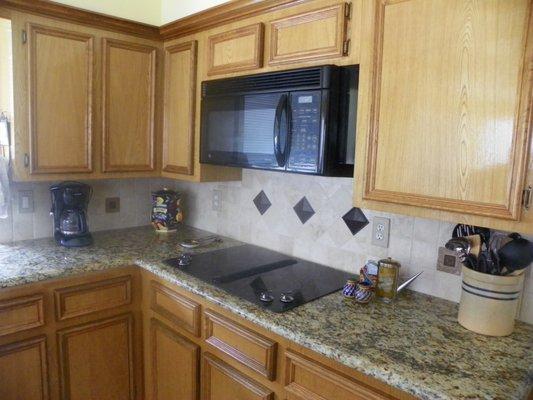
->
[54,275,132,321]
[207,23,264,76]
[285,350,392,400]
[151,281,201,336]
[204,309,277,380]
[0,294,44,336]
[202,353,274,400]
[269,4,349,65]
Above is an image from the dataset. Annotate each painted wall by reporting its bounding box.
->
[52,0,162,25]
[52,0,229,26]
[160,0,229,24]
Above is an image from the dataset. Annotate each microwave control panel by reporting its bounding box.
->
[287,91,322,173]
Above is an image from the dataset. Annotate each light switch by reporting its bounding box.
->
[18,190,34,213]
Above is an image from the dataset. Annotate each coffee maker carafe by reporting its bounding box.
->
[50,182,93,247]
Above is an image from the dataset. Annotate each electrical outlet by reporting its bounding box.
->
[371,217,390,248]
[437,247,462,275]
[105,197,120,213]
[18,190,34,213]
[212,189,221,211]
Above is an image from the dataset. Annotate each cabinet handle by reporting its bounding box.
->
[523,186,532,210]
[24,153,29,168]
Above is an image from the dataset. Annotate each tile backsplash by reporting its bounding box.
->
[1,171,531,324]
[173,169,533,324]
[0,178,169,243]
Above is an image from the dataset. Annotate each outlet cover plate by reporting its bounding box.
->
[437,246,462,275]
[18,190,34,213]
[371,217,390,248]
[105,197,120,213]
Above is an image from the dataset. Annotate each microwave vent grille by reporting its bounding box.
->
[203,67,325,96]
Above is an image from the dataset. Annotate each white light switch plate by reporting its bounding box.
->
[18,190,34,213]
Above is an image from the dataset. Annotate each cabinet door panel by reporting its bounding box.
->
[102,38,156,172]
[269,4,349,65]
[162,41,197,175]
[363,0,532,220]
[201,353,273,400]
[150,318,199,400]
[57,313,135,400]
[28,23,93,174]
[0,336,49,400]
[207,23,264,76]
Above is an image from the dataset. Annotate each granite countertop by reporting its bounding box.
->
[0,226,532,400]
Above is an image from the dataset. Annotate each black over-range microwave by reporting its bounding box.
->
[200,65,358,176]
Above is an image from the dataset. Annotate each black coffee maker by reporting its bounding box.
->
[50,182,93,247]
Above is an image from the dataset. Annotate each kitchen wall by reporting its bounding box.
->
[0,178,170,243]
[52,0,230,26]
[173,169,533,324]
[160,0,229,24]
[52,0,162,25]
[2,170,532,323]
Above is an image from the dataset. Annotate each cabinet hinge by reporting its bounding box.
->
[523,185,532,210]
[22,30,27,44]
[344,2,352,19]
[342,39,350,56]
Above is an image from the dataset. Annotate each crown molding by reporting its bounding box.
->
[0,0,160,39]
[159,0,305,40]
[0,0,307,41]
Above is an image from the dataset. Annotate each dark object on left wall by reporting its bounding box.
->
[50,182,93,247]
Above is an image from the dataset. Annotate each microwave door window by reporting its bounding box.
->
[287,91,322,173]
[202,93,285,169]
[241,93,285,169]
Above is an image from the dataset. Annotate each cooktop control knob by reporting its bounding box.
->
[280,291,294,303]
[177,253,192,266]
[259,291,274,303]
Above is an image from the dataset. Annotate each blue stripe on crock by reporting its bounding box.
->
[461,286,519,301]
[462,281,521,295]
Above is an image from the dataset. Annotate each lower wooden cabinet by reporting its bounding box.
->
[57,313,136,400]
[0,336,49,400]
[150,318,200,400]
[0,269,416,400]
[201,353,274,400]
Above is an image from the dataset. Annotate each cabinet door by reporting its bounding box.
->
[207,23,264,76]
[269,4,350,65]
[150,318,199,400]
[201,353,273,400]
[0,336,49,400]
[28,23,93,174]
[162,41,197,175]
[102,38,156,172]
[57,313,136,400]
[359,0,532,221]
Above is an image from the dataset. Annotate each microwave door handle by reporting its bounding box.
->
[283,98,292,166]
[273,94,287,167]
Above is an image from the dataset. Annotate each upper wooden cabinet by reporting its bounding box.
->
[207,23,264,76]
[162,40,197,175]
[268,3,351,65]
[27,23,94,174]
[355,0,533,230]
[102,38,157,172]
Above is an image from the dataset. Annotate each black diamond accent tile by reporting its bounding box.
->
[253,190,271,215]
[293,196,315,224]
[342,207,369,235]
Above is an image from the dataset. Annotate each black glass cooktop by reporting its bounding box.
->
[164,244,352,313]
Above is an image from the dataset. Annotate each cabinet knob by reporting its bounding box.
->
[24,153,29,168]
